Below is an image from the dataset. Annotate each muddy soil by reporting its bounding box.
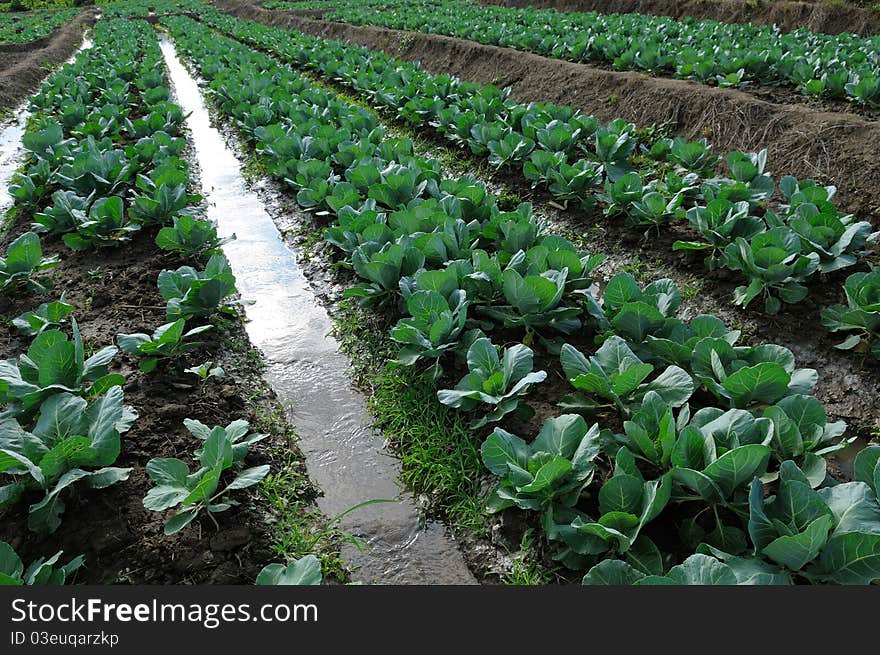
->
[0,212,317,584]
[0,9,98,112]
[479,0,880,37]
[216,0,880,221]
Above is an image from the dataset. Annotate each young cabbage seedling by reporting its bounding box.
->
[0,386,135,533]
[155,214,233,258]
[481,414,602,514]
[117,319,213,373]
[560,337,694,417]
[184,360,225,382]
[142,419,269,535]
[157,254,238,321]
[438,337,546,428]
[0,232,59,295]
[0,319,123,419]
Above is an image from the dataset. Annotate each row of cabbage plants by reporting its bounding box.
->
[199,9,880,358]
[0,17,297,584]
[265,0,880,105]
[163,14,880,584]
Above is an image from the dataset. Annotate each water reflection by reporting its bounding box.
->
[159,35,475,584]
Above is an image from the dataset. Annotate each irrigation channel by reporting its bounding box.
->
[158,34,476,584]
[0,36,95,218]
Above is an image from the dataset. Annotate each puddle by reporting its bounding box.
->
[0,35,94,219]
[0,106,29,219]
[158,35,476,584]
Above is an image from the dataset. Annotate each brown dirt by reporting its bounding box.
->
[217,0,880,221]
[0,213,316,584]
[479,0,880,37]
[257,0,880,122]
[0,9,98,112]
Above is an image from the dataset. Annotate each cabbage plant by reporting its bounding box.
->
[143,419,269,535]
[481,415,602,513]
[0,232,59,295]
[437,337,546,428]
[821,268,880,359]
[0,387,135,533]
[724,227,820,314]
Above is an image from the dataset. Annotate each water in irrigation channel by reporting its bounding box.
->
[0,36,94,219]
[159,36,477,584]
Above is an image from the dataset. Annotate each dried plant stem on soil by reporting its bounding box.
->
[479,0,880,37]
[216,0,880,219]
[0,9,98,113]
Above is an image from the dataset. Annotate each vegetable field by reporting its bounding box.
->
[266,0,880,107]
[1,0,879,587]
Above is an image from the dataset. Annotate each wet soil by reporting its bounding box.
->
[220,0,880,219]
[0,9,98,112]
[0,219,308,583]
[479,0,880,37]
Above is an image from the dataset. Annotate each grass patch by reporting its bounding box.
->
[258,456,348,582]
[370,366,488,534]
[240,154,268,184]
[502,528,552,586]
[679,275,705,302]
[619,255,665,282]
[0,204,23,240]
[331,298,489,537]
[218,317,265,370]
[284,219,325,264]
